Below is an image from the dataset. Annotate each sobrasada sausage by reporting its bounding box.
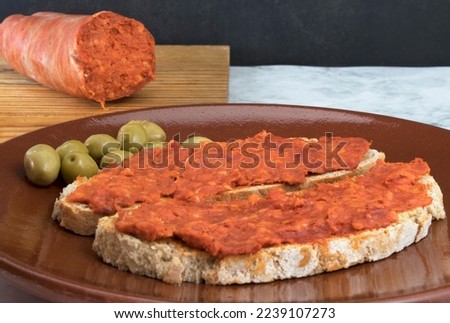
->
[0,11,156,108]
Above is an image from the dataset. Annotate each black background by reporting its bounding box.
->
[1,0,449,66]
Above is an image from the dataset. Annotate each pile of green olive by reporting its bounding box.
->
[24,120,167,186]
[23,119,213,187]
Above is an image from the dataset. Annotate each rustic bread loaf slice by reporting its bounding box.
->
[52,148,384,236]
[92,174,444,285]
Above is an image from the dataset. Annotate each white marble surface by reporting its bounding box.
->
[229,66,450,130]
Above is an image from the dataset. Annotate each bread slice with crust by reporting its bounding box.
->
[92,174,445,285]
[52,148,385,236]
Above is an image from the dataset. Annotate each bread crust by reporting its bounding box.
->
[92,174,445,285]
[52,148,385,235]
[51,177,104,235]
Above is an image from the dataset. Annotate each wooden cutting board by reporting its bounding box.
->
[0,45,230,143]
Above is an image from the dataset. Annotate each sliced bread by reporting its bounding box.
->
[92,172,445,285]
[52,149,384,235]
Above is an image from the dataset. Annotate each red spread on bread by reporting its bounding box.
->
[66,132,371,212]
[174,132,371,201]
[115,159,432,258]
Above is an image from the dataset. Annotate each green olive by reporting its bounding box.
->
[181,136,213,148]
[117,124,147,153]
[99,149,133,168]
[24,144,61,186]
[127,120,167,143]
[61,152,99,184]
[56,140,89,161]
[84,134,120,161]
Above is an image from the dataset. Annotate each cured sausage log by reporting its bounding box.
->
[0,11,156,107]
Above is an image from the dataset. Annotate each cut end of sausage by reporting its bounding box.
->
[74,11,156,103]
[1,11,156,105]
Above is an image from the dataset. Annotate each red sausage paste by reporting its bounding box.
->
[67,141,186,214]
[174,131,371,201]
[115,159,432,258]
[67,132,372,213]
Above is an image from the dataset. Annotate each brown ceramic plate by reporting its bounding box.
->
[0,104,449,302]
